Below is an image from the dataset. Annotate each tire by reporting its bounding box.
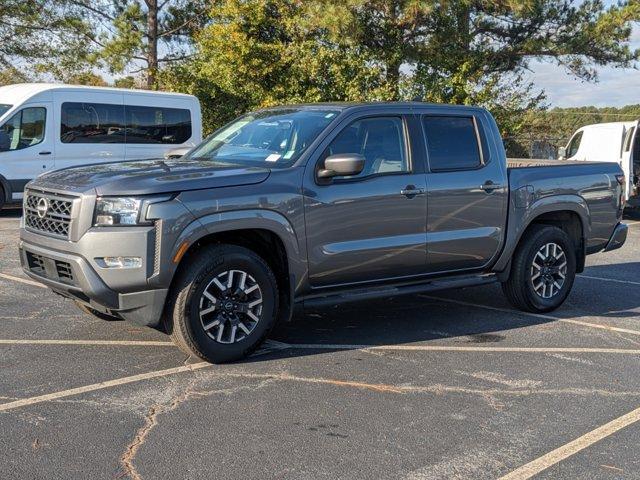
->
[0,186,5,211]
[74,300,121,321]
[502,225,577,313]
[165,244,279,363]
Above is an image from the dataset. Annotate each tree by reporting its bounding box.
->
[40,0,209,89]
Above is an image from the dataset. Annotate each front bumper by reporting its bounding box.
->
[603,222,628,252]
[19,229,168,328]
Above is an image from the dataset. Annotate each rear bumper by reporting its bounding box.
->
[603,223,628,252]
[19,239,167,328]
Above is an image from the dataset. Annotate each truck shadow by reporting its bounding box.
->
[253,262,640,362]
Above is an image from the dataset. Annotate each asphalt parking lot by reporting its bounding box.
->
[1,209,640,479]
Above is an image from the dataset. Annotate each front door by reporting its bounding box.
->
[304,114,428,288]
[422,113,508,273]
[0,104,54,201]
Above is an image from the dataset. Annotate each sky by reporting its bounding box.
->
[525,19,640,108]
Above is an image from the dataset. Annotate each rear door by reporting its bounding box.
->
[303,110,428,288]
[422,111,508,273]
[54,92,126,170]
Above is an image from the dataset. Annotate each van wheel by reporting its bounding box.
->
[502,225,576,313]
[166,244,279,363]
[74,300,121,321]
[0,186,5,210]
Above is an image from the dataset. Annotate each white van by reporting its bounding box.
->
[560,120,639,204]
[0,83,202,207]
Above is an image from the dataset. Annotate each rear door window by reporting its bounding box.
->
[422,116,482,171]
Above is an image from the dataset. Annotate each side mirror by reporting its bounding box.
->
[317,153,365,179]
[557,146,566,160]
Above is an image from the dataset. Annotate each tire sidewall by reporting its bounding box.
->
[523,228,576,312]
[182,250,277,362]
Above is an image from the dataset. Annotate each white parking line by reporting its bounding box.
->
[0,339,175,347]
[0,362,210,412]
[0,273,45,288]
[500,404,640,479]
[420,295,640,337]
[278,343,640,354]
[578,274,640,286]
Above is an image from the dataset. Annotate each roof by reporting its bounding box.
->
[259,101,485,112]
[0,83,196,104]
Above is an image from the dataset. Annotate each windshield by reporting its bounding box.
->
[186,108,340,167]
[0,104,12,118]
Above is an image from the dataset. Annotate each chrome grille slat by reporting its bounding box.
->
[24,191,75,239]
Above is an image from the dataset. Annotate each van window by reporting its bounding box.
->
[624,127,635,152]
[566,131,583,158]
[0,104,12,117]
[125,106,191,144]
[61,102,125,143]
[0,107,46,152]
[423,116,482,171]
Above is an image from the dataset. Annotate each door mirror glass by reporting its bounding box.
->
[318,153,365,179]
[0,107,46,152]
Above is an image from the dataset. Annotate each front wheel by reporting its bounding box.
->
[502,225,577,313]
[165,244,279,363]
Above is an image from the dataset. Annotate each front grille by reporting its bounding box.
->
[24,192,74,238]
[26,252,75,285]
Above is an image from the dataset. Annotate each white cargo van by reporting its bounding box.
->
[560,120,639,204]
[0,83,202,207]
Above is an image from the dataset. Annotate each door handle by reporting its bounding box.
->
[480,181,503,193]
[38,151,51,155]
[400,186,425,198]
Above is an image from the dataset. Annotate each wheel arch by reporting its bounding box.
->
[493,195,590,275]
[164,210,304,324]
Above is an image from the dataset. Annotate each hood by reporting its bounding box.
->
[28,159,271,196]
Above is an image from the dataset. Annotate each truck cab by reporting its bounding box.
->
[19,102,627,363]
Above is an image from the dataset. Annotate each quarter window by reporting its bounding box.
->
[0,107,46,152]
[423,116,482,171]
[566,131,583,158]
[324,116,407,178]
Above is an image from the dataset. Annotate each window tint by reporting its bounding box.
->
[423,116,481,171]
[60,102,192,144]
[0,107,45,152]
[566,131,583,158]
[125,105,191,144]
[0,104,12,117]
[325,117,407,178]
[61,102,125,143]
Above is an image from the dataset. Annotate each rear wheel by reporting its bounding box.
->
[502,225,577,313]
[166,244,279,363]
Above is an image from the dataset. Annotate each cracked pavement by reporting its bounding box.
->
[1,208,640,479]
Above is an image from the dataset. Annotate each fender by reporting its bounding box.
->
[492,194,590,273]
[164,209,305,294]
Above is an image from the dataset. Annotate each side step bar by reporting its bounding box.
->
[299,274,498,309]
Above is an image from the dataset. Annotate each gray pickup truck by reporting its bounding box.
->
[19,102,628,362]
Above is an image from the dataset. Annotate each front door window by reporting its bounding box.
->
[0,107,46,152]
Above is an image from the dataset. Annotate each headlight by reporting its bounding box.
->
[94,197,147,226]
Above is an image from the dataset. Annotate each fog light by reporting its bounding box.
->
[97,257,142,269]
